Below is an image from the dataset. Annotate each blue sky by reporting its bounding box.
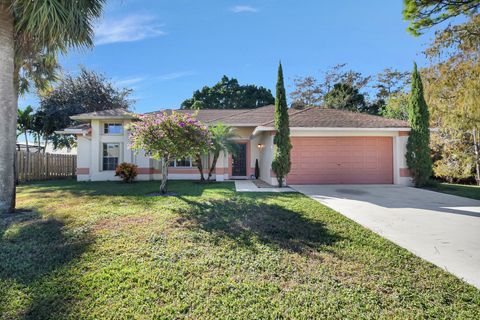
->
[20,0,438,114]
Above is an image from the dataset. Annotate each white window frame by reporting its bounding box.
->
[101,143,122,171]
[169,157,193,168]
[103,122,123,135]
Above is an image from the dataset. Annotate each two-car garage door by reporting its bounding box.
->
[287,137,393,184]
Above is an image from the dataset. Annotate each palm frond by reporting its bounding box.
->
[12,0,105,52]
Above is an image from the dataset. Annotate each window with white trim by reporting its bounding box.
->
[104,123,123,134]
[102,143,120,170]
[169,157,193,167]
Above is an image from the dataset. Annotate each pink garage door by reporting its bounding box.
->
[288,137,393,184]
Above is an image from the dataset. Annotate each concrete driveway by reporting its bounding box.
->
[291,185,480,289]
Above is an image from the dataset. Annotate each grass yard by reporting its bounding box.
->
[427,182,480,200]
[1,180,479,319]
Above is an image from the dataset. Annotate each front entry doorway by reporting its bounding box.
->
[231,143,247,178]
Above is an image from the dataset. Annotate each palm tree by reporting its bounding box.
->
[0,1,104,213]
[207,123,238,181]
[17,105,33,152]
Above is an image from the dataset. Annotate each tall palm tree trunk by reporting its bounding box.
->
[24,131,30,180]
[0,5,17,213]
[24,132,29,152]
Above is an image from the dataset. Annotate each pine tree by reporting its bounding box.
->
[406,62,432,187]
[271,62,292,187]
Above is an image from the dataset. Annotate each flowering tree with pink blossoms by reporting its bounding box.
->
[128,112,210,194]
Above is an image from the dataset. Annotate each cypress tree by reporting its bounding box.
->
[271,62,292,187]
[406,62,432,187]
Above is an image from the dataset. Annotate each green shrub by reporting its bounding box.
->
[115,162,138,183]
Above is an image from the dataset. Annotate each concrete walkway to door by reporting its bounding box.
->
[291,185,480,289]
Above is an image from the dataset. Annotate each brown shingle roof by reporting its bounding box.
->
[70,108,134,120]
[64,123,92,130]
[149,105,275,126]
[55,123,91,135]
[70,105,409,129]
[262,107,409,128]
[148,109,247,124]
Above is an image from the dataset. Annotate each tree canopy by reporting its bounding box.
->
[37,68,133,148]
[181,75,274,109]
[408,0,480,184]
[128,112,210,193]
[403,0,480,36]
[324,83,367,112]
[290,63,371,109]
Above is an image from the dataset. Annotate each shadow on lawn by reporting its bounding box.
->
[176,196,342,254]
[0,210,91,319]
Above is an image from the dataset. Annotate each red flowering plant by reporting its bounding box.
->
[115,162,138,183]
[127,112,210,194]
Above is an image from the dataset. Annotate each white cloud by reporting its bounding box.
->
[115,77,145,87]
[95,15,166,45]
[230,5,258,13]
[157,71,196,81]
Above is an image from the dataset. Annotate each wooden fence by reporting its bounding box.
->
[16,151,77,183]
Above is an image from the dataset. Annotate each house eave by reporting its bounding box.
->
[55,129,89,135]
[70,115,135,121]
[252,126,412,136]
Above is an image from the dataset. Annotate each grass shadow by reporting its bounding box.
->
[0,210,91,319]
[176,195,342,254]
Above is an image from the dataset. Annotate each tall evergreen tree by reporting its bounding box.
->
[406,62,432,187]
[271,62,292,187]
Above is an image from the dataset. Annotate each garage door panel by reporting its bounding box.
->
[288,137,393,184]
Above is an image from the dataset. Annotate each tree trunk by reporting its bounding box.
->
[196,154,205,182]
[37,134,41,153]
[24,132,29,152]
[160,157,168,194]
[0,5,17,213]
[473,128,480,186]
[43,137,48,154]
[207,153,219,181]
[277,176,284,188]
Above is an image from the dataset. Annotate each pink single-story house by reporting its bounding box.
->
[57,105,412,185]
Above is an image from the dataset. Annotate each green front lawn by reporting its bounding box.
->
[427,182,480,200]
[1,180,479,319]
